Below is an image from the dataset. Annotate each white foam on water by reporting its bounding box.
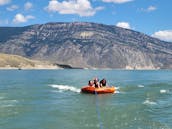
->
[138,85,144,88]
[143,99,157,105]
[49,84,81,93]
[115,86,120,90]
[0,100,18,103]
[0,104,14,107]
[114,90,120,94]
[0,100,18,108]
[113,86,120,94]
[160,89,169,94]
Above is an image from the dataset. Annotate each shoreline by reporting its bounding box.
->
[0,67,171,70]
[0,66,62,70]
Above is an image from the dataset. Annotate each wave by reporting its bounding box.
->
[160,89,170,94]
[0,100,18,108]
[143,99,157,105]
[138,85,144,88]
[49,84,81,93]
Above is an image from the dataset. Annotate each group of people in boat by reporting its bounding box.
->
[88,77,107,88]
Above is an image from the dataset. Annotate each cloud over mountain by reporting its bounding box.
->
[13,13,35,24]
[45,0,103,17]
[116,22,131,29]
[152,30,172,42]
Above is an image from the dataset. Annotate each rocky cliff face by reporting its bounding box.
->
[0,22,172,69]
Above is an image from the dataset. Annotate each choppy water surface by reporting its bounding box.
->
[0,70,172,129]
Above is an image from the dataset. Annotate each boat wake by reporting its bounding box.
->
[49,84,81,93]
[49,84,120,94]
[114,87,120,94]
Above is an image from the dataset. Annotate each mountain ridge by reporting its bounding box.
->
[0,22,172,69]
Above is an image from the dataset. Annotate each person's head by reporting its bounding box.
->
[102,78,106,83]
[93,77,99,82]
[88,80,94,86]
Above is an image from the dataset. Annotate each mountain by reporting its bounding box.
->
[0,53,59,69]
[0,22,172,69]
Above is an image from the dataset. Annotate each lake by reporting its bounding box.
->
[0,70,172,129]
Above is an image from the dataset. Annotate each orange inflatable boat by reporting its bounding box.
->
[81,86,115,94]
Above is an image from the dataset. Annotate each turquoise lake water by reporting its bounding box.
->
[0,70,172,129]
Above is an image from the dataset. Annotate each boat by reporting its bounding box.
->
[81,86,115,94]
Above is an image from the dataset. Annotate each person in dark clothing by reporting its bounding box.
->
[100,78,107,87]
[93,77,100,88]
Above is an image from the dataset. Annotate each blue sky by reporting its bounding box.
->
[0,0,172,41]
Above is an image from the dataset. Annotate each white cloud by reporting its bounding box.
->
[45,0,104,17]
[147,6,156,12]
[152,30,172,42]
[0,0,10,5]
[102,0,133,4]
[13,13,35,24]
[141,6,157,12]
[24,2,33,10]
[6,5,19,11]
[116,22,131,29]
